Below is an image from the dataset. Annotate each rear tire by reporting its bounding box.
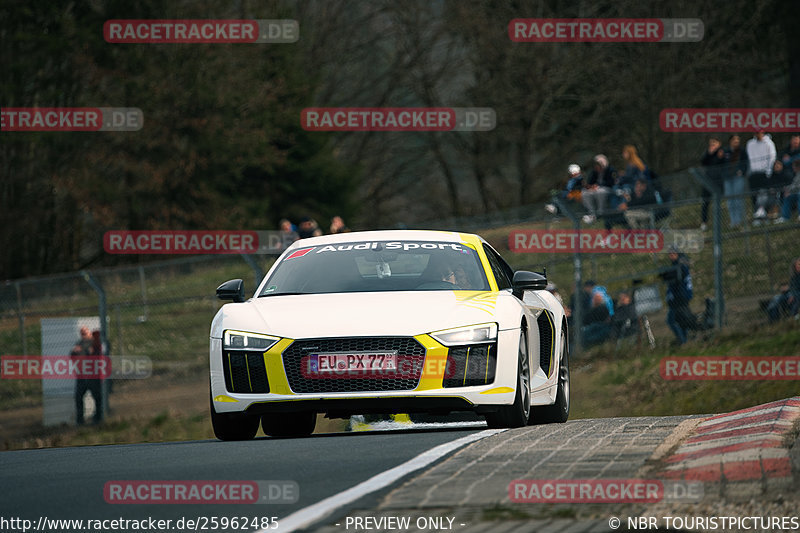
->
[531,330,570,424]
[210,389,260,441]
[485,329,531,428]
[261,412,317,437]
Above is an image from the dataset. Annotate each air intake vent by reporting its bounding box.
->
[537,310,555,377]
[222,351,269,393]
[442,343,497,388]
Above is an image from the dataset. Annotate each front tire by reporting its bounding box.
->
[531,330,570,424]
[261,412,317,437]
[210,389,260,441]
[485,328,531,428]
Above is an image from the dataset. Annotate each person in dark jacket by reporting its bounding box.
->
[660,249,695,344]
[723,135,748,229]
[700,137,726,230]
[611,291,638,340]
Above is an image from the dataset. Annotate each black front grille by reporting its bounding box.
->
[222,351,269,393]
[538,310,555,377]
[443,343,497,388]
[282,337,426,393]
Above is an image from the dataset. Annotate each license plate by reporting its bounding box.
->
[310,352,397,374]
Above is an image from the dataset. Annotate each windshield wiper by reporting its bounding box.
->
[257,292,307,298]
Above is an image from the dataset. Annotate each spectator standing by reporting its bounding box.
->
[745,130,777,221]
[545,164,584,215]
[700,137,726,230]
[70,326,103,425]
[660,249,695,345]
[581,154,617,224]
[619,178,658,229]
[329,215,350,234]
[777,159,800,222]
[765,257,800,321]
[770,160,795,219]
[723,135,749,229]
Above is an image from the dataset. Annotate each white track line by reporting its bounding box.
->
[266,429,506,533]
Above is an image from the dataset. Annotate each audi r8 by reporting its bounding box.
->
[209,230,569,439]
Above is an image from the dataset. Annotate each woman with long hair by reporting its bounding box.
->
[621,144,650,183]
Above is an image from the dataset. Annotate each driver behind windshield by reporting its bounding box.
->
[441,265,470,288]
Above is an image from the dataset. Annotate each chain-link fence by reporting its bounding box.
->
[0,254,274,440]
[1,255,271,360]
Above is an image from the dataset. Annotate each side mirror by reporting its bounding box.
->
[512,270,547,298]
[216,279,245,303]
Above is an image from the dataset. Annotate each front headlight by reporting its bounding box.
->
[430,323,498,346]
[223,330,280,351]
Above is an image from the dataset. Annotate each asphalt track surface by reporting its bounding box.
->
[6,407,797,533]
[0,425,486,532]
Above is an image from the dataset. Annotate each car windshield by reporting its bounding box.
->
[258,240,490,295]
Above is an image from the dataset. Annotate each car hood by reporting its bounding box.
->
[216,291,508,339]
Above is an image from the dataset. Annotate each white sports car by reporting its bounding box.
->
[209,230,569,439]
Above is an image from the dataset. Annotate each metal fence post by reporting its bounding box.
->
[81,271,108,348]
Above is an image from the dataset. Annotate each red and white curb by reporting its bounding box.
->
[661,397,800,497]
